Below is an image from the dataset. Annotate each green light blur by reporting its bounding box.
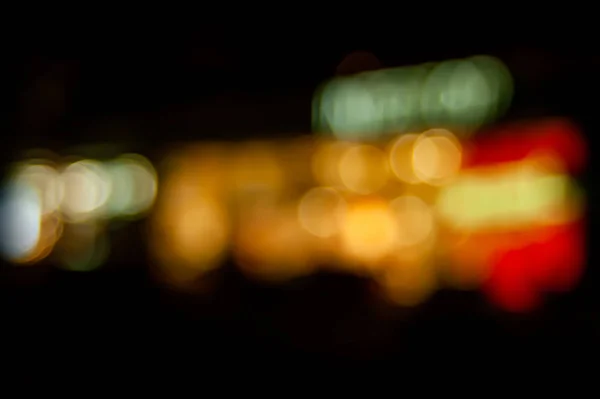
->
[313,56,513,140]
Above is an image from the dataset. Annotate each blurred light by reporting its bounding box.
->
[390,195,435,248]
[235,206,315,282]
[280,136,318,188]
[485,249,543,312]
[441,231,508,290]
[230,142,285,205]
[105,154,158,218]
[313,55,513,139]
[150,156,231,286]
[60,160,111,222]
[0,170,64,265]
[338,144,389,194]
[153,194,230,285]
[526,222,585,293]
[478,221,585,313]
[172,201,227,262]
[469,55,514,120]
[0,182,42,262]
[13,162,63,215]
[462,119,586,174]
[320,77,378,140]
[412,129,462,186]
[421,59,493,128]
[297,187,345,238]
[131,117,586,311]
[388,134,420,184]
[436,162,577,230]
[311,140,354,188]
[340,199,399,265]
[0,150,160,269]
[167,143,230,195]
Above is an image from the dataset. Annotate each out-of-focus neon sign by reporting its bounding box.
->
[444,119,587,312]
[437,163,578,230]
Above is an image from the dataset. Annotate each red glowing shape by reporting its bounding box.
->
[465,119,587,312]
[463,119,587,173]
[484,221,585,313]
[526,222,585,293]
[485,249,542,313]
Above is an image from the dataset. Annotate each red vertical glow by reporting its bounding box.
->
[466,119,586,312]
[485,249,542,313]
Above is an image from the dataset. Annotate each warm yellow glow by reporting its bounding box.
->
[235,207,315,282]
[167,143,230,195]
[138,131,585,306]
[340,199,399,263]
[158,197,229,283]
[338,144,390,194]
[229,142,284,202]
[297,187,345,238]
[14,163,63,215]
[60,160,111,222]
[436,161,577,230]
[412,129,462,186]
[173,203,227,264]
[388,134,420,184]
[390,195,435,248]
[150,164,230,285]
[279,136,316,187]
[311,140,354,188]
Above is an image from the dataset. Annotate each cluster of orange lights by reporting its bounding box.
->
[150,119,587,313]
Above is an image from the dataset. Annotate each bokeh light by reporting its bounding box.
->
[390,195,435,249]
[59,160,111,223]
[339,199,399,266]
[412,129,462,186]
[105,154,157,218]
[313,55,514,139]
[13,162,63,215]
[235,206,315,282]
[151,172,231,285]
[338,144,389,194]
[297,187,346,238]
[388,133,420,184]
[1,113,585,314]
